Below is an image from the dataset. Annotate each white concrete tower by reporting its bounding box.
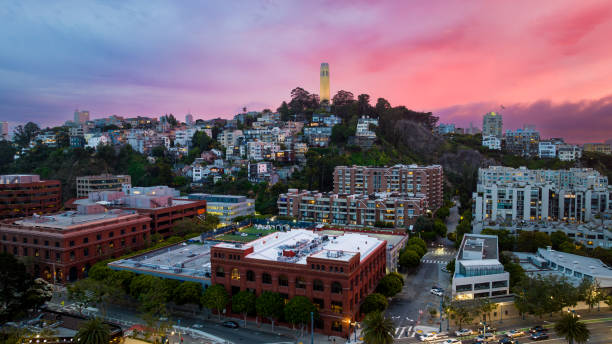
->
[320,62,330,103]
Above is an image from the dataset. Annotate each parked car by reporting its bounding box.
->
[419,332,439,341]
[498,337,520,344]
[454,328,473,337]
[222,321,239,329]
[192,324,203,329]
[529,326,547,334]
[504,330,525,338]
[530,332,549,341]
[474,333,496,342]
[430,288,444,296]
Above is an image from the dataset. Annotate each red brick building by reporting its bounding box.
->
[0,204,151,282]
[334,164,444,211]
[211,229,387,337]
[0,175,61,219]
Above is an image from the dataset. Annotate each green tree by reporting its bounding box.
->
[554,313,590,344]
[405,244,425,258]
[360,293,388,314]
[399,250,420,270]
[0,253,51,322]
[578,279,604,311]
[0,140,16,172]
[361,311,394,344]
[13,122,40,148]
[68,279,99,315]
[256,291,284,332]
[433,219,447,237]
[284,296,317,337]
[375,274,403,297]
[413,216,434,233]
[202,284,229,320]
[388,272,404,286]
[173,281,203,307]
[74,318,110,344]
[407,237,427,252]
[551,231,570,250]
[232,290,256,328]
[516,231,552,252]
[481,228,516,251]
[446,259,455,273]
[559,241,576,254]
[447,300,478,329]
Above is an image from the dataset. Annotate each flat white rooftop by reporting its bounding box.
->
[215,229,385,265]
[14,211,132,229]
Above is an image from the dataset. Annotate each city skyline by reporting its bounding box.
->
[1,1,612,143]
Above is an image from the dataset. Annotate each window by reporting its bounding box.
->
[331,281,342,294]
[246,270,255,282]
[96,234,101,241]
[296,277,306,289]
[216,266,225,278]
[109,232,114,238]
[44,240,49,246]
[278,275,288,287]
[34,239,38,245]
[121,229,125,235]
[69,240,75,247]
[313,298,324,310]
[456,284,472,292]
[23,238,28,243]
[331,301,343,313]
[474,282,490,290]
[262,273,272,284]
[331,321,342,332]
[83,237,89,244]
[313,279,324,292]
[492,280,507,288]
[231,268,240,280]
[84,248,89,257]
[132,237,136,244]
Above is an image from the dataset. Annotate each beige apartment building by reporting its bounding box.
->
[76,174,131,198]
[333,164,443,211]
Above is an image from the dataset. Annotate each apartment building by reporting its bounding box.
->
[472,166,610,224]
[355,116,378,138]
[557,144,582,161]
[187,194,254,226]
[538,141,556,159]
[583,143,611,155]
[0,204,151,282]
[482,135,501,150]
[505,126,540,157]
[277,189,427,228]
[482,112,503,139]
[452,234,509,300]
[333,164,443,211]
[0,175,62,219]
[76,174,131,198]
[218,129,244,148]
[211,229,387,336]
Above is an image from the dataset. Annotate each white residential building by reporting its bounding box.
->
[247,141,279,161]
[452,234,510,300]
[174,128,198,147]
[538,141,556,158]
[218,129,244,148]
[557,144,582,161]
[482,135,501,150]
[356,116,378,138]
[85,134,110,149]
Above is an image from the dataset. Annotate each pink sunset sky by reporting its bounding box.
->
[1,0,611,143]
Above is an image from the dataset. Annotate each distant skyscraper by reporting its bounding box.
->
[185,113,194,125]
[0,122,8,141]
[74,110,90,124]
[320,62,330,103]
[482,111,503,139]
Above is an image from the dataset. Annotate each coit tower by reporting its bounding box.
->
[320,63,330,103]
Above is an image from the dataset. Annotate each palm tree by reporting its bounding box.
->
[361,311,394,344]
[554,312,590,344]
[74,318,110,344]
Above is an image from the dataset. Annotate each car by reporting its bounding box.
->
[158,316,168,321]
[529,326,547,334]
[418,332,439,341]
[530,332,549,341]
[430,288,444,296]
[478,325,496,334]
[454,328,473,337]
[504,330,525,338]
[192,324,203,329]
[474,333,496,342]
[440,339,462,344]
[498,338,520,344]
[222,321,239,329]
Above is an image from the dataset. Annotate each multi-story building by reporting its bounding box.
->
[218,129,244,148]
[248,162,277,183]
[76,174,131,198]
[472,166,610,225]
[278,189,427,228]
[482,112,503,139]
[505,126,540,157]
[482,135,501,150]
[583,143,611,155]
[247,141,279,161]
[531,247,612,288]
[333,164,443,211]
[0,121,9,140]
[0,204,151,282]
[452,234,509,300]
[187,194,254,226]
[74,110,90,124]
[557,144,582,161]
[185,113,194,126]
[303,126,332,147]
[211,229,387,336]
[538,141,556,159]
[355,116,378,138]
[74,187,207,238]
[436,123,455,135]
[0,175,62,219]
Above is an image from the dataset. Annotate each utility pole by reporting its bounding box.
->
[310,311,314,344]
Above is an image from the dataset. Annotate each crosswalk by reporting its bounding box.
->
[393,326,450,340]
[421,259,448,264]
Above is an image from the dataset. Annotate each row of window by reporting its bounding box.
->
[217,267,344,293]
